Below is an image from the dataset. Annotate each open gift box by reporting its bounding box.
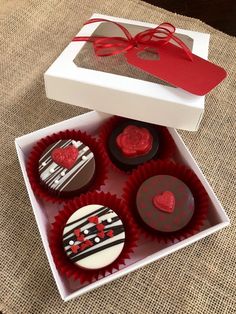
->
[15,111,229,301]
[15,14,229,301]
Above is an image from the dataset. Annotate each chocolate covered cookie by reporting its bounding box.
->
[136,175,195,232]
[108,120,160,171]
[62,204,125,270]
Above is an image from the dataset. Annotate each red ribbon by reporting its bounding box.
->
[72,18,193,61]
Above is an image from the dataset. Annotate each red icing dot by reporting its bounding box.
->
[116,125,153,157]
[140,202,146,209]
[188,203,193,210]
[145,211,152,218]
[174,217,180,224]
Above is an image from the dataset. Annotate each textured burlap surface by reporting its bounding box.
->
[0,1,235,313]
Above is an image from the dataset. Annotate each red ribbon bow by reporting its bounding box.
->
[72,18,193,61]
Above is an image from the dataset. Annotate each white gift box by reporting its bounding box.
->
[44,13,210,131]
[15,111,229,301]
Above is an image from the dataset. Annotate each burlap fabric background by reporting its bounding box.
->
[0,1,235,313]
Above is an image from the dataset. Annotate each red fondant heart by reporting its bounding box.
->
[71,244,79,253]
[74,228,81,237]
[73,228,84,242]
[153,191,175,213]
[76,234,85,242]
[80,240,93,251]
[106,230,114,238]
[97,231,105,239]
[96,223,105,231]
[88,216,99,224]
[51,145,78,169]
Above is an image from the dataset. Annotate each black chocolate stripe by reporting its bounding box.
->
[63,215,119,245]
[65,224,125,253]
[63,207,109,239]
[71,239,125,263]
[65,206,107,228]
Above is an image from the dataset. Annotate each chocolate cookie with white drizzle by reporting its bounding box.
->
[38,139,95,197]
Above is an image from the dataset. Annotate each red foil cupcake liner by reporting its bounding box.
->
[49,191,139,283]
[98,116,175,173]
[123,160,209,242]
[27,129,108,204]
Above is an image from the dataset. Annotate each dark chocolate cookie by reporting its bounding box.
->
[136,175,195,232]
[108,120,160,171]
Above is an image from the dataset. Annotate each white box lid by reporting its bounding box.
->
[44,13,210,131]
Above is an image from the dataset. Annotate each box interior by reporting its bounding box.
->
[15,111,229,301]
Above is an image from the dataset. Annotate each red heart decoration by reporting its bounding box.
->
[76,234,85,242]
[97,231,105,239]
[71,244,79,254]
[51,145,78,169]
[74,228,81,237]
[73,228,85,242]
[80,240,93,251]
[153,191,175,213]
[106,230,114,238]
[88,216,99,224]
[96,223,105,231]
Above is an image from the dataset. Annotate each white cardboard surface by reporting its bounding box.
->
[15,111,229,301]
[44,13,210,131]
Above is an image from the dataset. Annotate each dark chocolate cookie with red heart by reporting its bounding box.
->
[136,175,195,232]
[38,139,95,197]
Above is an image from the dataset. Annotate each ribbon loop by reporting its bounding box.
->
[72,19,193,61]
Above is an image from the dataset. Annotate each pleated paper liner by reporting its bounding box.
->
[27,129,108,204]
[49,191,139,283]
[122,160,209,243]
[98,115,176,174]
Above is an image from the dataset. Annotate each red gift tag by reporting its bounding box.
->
[73,18,227,96]
[125,43,227,96]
